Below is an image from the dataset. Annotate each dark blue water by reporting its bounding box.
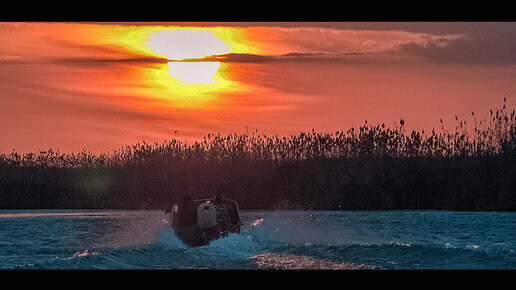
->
[0,209,515,269]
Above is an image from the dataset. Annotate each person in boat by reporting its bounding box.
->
[177,193,197,226]
[212,191,242,236]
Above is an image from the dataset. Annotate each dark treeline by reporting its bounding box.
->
[1,99,516,211]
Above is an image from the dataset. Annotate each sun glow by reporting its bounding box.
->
[120,26,253,108]
[145,30,229,85]
[146,30,230,61]
[51,24,259,110]
[141,61,238,108]
[166,62,221,84]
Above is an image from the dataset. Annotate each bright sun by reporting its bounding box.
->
[166,62,221,84]
[146,30,230,84]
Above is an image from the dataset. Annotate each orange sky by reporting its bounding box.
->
[1,22,516,153]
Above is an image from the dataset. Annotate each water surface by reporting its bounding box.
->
[1,209,515,269]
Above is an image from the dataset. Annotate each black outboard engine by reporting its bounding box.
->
[168,196,242,247]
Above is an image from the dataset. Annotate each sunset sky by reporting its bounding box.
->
[1,22,516,154]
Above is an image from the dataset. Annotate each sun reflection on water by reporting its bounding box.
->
[249,252,375,270]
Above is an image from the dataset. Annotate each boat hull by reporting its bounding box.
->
[173,225,211,247]
[172,225,239,247]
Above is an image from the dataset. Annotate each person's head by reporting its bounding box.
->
[215,191,224,201]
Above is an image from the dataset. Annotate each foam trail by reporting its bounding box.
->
[155,227,188,249]
[200,232,264,257]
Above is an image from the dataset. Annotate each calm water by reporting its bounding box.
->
[0,209,515,269]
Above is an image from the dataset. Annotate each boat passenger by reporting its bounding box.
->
[212,191,242,235]
[178,194,196,226]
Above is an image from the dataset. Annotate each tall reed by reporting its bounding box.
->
[1,99,515,210]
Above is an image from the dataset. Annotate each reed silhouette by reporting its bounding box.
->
[1,99,515,211]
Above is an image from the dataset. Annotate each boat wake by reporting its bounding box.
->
[151,219,374,270]
[6,210,515,270]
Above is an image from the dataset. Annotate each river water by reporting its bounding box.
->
[0,209,515,269]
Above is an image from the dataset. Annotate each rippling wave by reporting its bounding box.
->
[1,210,515,269]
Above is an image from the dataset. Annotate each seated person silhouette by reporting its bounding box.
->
[212,191,242,237]
[177,194,196,226]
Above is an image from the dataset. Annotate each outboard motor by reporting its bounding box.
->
[197,202,217,228]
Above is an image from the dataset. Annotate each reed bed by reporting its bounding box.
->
[1,99,515,210]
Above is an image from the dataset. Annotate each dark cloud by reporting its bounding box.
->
[395,22,516,64]
[50,56,169,67]
[195,23,516,65]
[176,53,275,63]
[175,51,379,64]
[184,23,516,65]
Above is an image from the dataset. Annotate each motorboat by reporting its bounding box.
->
[167,195,242,247]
